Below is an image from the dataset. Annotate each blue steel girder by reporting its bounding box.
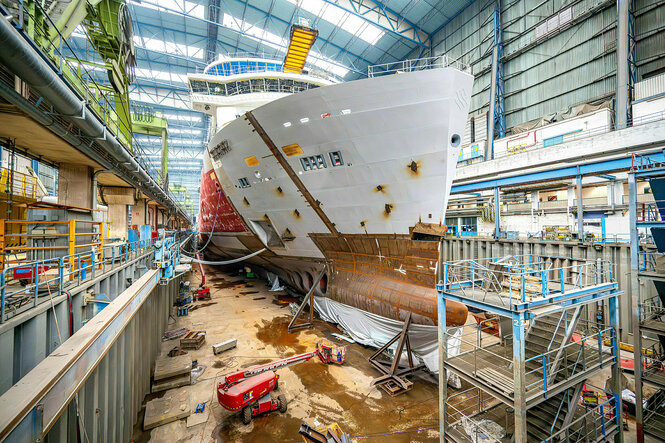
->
[427,0,478,42]
[627,0,636,124]
[492,0,505,140]
[451,150,665,194]
[321,0,429,48]
[129,84,191,108]
[132,0,375,77]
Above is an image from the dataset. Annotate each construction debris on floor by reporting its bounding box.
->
[132,266,448,443]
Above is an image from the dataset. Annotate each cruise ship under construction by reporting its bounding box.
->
[1,0,665,442]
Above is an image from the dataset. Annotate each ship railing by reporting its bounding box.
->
[368,55,471,77]
[195,52,342,83]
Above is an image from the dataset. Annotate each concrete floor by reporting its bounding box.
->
[131,265,655,443]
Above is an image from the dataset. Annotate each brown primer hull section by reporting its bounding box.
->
[204,232,467,327]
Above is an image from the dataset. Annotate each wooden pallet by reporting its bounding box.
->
[180,331,206,350]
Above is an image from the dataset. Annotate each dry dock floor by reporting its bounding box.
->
[132,265,653,443]
[132,265,441,442]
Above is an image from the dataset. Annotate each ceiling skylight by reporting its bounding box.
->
[135,68,188,84]
[133,36,203,59]
[129,0,204,19]
[285,0,384,45]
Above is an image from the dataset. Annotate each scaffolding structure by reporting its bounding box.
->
[629,159,665,442]
[436,251,623,442]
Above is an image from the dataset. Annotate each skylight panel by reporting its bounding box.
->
[162,112,202,122]
[129,0,204,19]
[285,0,384,44]
[133,36,204,59]
[134,68,188,84]
[169,128,202,135]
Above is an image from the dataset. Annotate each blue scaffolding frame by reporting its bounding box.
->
[435,250,623,443]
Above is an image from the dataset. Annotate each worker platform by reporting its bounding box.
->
[436,252,623,442]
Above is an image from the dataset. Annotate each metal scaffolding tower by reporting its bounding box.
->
[436,249,623,442]
[629,157,665,442]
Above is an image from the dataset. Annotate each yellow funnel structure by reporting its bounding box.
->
[282,24,318,73]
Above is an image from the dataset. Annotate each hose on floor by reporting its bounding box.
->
[182,248,267,265]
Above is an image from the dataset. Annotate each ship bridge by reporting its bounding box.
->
[188,55,334,129]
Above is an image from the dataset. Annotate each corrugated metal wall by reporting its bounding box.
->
[431,0,665,132]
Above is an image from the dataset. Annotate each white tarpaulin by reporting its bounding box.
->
[312,296,461,375]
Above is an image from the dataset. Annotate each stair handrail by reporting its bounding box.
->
[546,312,566,353]
[551,389,569,434]
[548,396,618,443]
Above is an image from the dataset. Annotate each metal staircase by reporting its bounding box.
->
[526,384,585,442]
[525,308,586,386]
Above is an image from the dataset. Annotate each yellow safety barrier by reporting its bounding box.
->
[0,168,38,199]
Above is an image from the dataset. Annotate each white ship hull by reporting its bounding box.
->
[199,67,473,326]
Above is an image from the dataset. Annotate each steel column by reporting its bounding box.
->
[609,292,624,442]
[629,172,644,442]
[576,174,584,240]
[494,186,501,238]
[437,290,447,443]
[512,310,527,443]
[616,0,630,129]
[487,0,505,160]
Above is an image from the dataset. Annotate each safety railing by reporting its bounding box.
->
[0,218,106,272]
[446,387,509,442]
[445,316,615,400]
[638,251,665,274]
[436,254,615,310]
[494,125,612,159]
[572,196,609,207]
[501,202,531,212]
[634,197,665,224]
[491,108,665,162]
[547,396,620,442]
[621,193,655,204]
[0,167,39,200]
[368,55,471,77]
[643,389,665,439]
[538,199,569,209]
[632,109,665,127]
[638,292,665,324]
[445,382,619,442]
[0,237,158,323]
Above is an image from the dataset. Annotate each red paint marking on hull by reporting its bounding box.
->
[199,167,245,233]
